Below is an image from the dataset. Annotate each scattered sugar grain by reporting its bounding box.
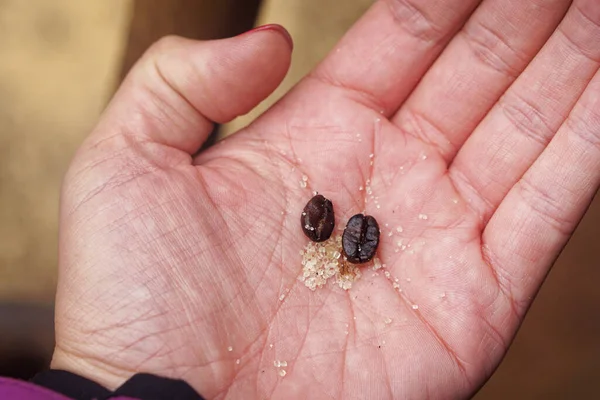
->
[300,235,361,291]
[418,214,428,220]
[396,226,403,233]
[236,359,240,365]
[227,346,233,352]
[412,304,419,310]
[299,180,307,188]
[384,317,392,324]
[372,258,382,270]
[279,369,287,377]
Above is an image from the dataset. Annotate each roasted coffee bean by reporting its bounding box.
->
[342,214,380,264]
[301,194,335,242]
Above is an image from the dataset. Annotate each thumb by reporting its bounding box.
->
[83,25,293,157]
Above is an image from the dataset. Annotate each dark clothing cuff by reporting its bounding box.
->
[25,369,205,400]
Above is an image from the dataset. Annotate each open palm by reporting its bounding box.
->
[53,1,600,398]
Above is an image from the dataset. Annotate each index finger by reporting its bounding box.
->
[304,0,481,115]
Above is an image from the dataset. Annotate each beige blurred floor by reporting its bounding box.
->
[0,0,599,398]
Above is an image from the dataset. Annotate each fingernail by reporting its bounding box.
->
[242,24,294,50]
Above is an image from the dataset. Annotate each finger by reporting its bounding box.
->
[450,0,600,221]
[302,0,481,115]
[392,0,570,161]
[483,68,600,315]
[82,25,292,158]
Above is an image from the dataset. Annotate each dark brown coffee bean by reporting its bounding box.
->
[301,194,335,242]
[342,214,380,264]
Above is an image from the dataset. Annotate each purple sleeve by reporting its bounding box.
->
[0,377,71,400]
[2,371,205,400]
[0,378,142,400]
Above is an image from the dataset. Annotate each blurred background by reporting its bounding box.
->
[0,0,598,397]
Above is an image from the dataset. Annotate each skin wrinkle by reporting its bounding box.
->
[517,177,579,236]
[151,59,208,136]
[384,0,453,44]
[566,108,600,152]
[383,246,474,387]
[447,167,492,225]
[179,173,273,355]
[480,241,520,321]
[282,291,335,392]
[461,20,524,79]
[67,145,164,218]
[261,136,298,315]
[67,144,132,194]
[306,73,390,117]
[400,107,456,162]
[558,27,600,64]
[498,92,557,148]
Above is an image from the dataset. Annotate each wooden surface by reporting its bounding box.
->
[0,0,132,302]
[0,0,599,396]
[119,0,262,79]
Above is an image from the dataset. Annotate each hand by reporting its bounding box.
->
[52,1,600,398]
